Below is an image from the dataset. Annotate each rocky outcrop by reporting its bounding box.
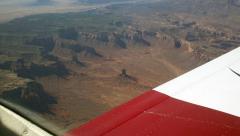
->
[71,53,85,66]
[26,36,55,54]
[212,40,239,50]
[114,36,127,48]
[185,32,199,41]
[62,44,102,57]
[1,82,56,113]
[119,69,137,82]
[13,61,69,79]
[96,32,110,42]
[78,29,153,48]
[174,39,182,48]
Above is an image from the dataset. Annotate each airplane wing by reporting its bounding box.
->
[65,47,240,136]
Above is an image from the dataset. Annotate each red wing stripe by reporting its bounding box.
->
[66,91,169,136]
[66,90,240,136]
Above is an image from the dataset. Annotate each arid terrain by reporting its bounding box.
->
[0,0,240,135]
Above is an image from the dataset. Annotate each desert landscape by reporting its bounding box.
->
[0,0,240,135]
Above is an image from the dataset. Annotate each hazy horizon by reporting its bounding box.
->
[0,0,101,23]
[0,0,151,23]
